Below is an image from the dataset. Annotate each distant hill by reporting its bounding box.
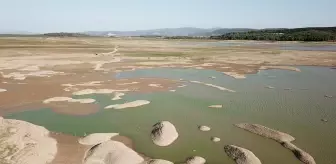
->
[211,27,336,41]
[84,27,220,37]
[207,28,256,36]
[43,32,90,37]
[0,31,34,35]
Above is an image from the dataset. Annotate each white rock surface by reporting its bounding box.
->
[208,105,223,108]
[198,125,211,132]
[224,145,261,164]
[105,100,150,109]
[148,84,162,88]
[79,133,119,145]
[265,86,275,89]
[211,137,221,142]
[43,97,96,104]
[146,159,174,164]
[186,156,206,164]
[222,72,246,79]
[83,140,144,164]
[0,88,7,92]
[151,121,179,146]
[112,92,125,100]
[73,89,128,96]
[117,82,139,86]
[177,84,187,88]
[0,117,57,164]
[190,81,235,92]
[1,70,64,80]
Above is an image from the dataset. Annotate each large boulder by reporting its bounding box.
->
[224,145,261,164]
[151,121,178,146]
[83,141,144,164]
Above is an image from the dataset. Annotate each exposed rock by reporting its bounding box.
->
[281,142,316,164]
[43,97,96,104]
[186,156,206,164]
[0,117,57,164]
[224,145,261,164]
[146,159,174,164]
[265,86,274,89]
[149,84,162,88]
[79,133,119,145]
[105,100,150,109]
[83,140,144,164]
[211,137,221,142]
[260,66,301,72]
[1,70,65,80]
[72,89,128,96]
[321,119,328,122]
[117,82,139,86]
[236,123,315,164]
[223,72,246,79]
[324,95,333,98]
[151,121,178,146]
[235,123,295,142]
[0,88,7,92]
[198,125,211,132]
[189,81,235,92]
[177,84,187,88]
[111,92,125,100]
[208,105,223,108]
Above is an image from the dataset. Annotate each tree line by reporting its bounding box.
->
[210,27,336,42]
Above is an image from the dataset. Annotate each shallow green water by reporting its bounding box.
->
[5,67,336,164]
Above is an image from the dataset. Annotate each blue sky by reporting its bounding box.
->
[0,0,335,32]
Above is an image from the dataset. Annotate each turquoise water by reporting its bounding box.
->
[5,67,336,164]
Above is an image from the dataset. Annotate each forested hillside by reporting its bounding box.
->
[210,27,336,41]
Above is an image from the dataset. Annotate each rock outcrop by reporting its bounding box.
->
[224,145,262,164]
[83,141,144,164]
[151,121,178,146]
